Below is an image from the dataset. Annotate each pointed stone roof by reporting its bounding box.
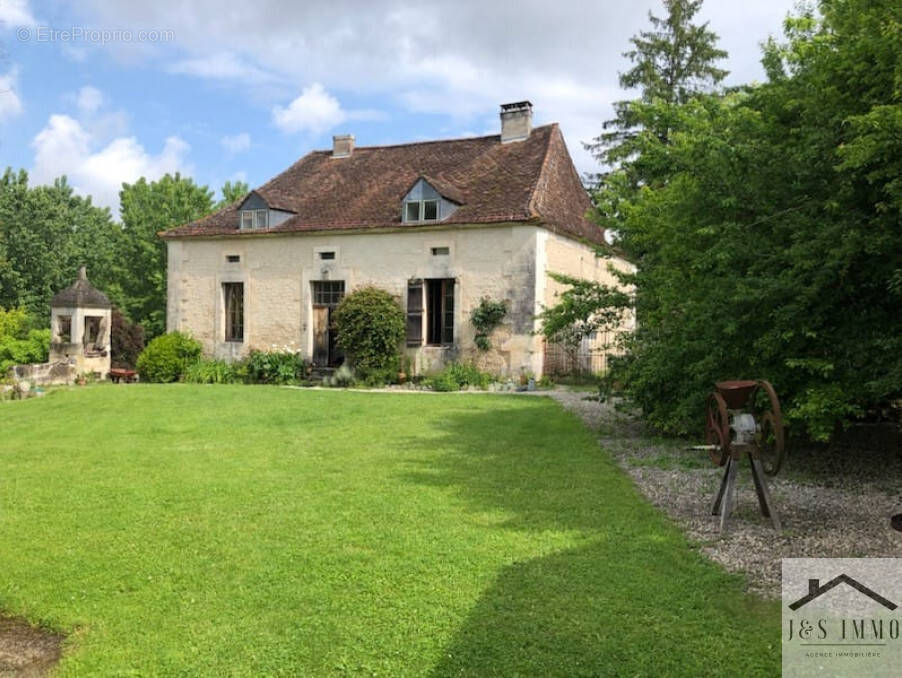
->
[51,267,111,309]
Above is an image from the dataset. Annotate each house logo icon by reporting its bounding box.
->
[789,574,898,611]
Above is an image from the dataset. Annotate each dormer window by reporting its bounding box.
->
[241,209,268,229]
[404,199,439,223]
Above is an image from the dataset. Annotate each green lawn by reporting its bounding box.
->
[1,385,779,676]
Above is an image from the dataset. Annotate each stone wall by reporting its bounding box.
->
[7,361,78,386]
[167,224,544,376]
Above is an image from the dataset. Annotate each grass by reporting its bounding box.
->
[1,385,779,676]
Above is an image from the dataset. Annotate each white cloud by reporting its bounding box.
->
[31,114,190,214]
[72,0,798,174]
[0,67,23,120]
[168,52,277,82]
[220,132,251,154]
[77,86,104,114]
[0,0,37,26]
[273,83,345,135]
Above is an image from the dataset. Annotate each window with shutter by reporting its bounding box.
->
[425,278,455,345]
[406,281,423,346]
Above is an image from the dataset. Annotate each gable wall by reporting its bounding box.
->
[538,231,636,373]
[166,224,544,376]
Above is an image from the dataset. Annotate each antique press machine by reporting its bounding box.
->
[704,380,785,533]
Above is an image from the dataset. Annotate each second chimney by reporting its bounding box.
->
[332,134,355,158]
[500,101,533,143]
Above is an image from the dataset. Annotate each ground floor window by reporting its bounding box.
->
[224,282,244,342]
[426,278,454,345]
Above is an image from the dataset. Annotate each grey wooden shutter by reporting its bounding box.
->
[406,280,423,346]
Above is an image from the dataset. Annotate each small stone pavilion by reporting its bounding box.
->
[49,266,112,380]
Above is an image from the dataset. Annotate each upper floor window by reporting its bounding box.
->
[240,209,268,229]
[404,199,439,223]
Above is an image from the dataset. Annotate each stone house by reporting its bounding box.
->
[162,102,633,377]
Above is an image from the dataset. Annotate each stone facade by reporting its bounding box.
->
[166,223,633,377]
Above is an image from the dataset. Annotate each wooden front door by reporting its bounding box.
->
[313,306,330,366]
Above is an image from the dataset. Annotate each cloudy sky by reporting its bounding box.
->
[0,0,797,214]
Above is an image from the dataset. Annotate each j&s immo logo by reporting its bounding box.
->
[783,559,902,678]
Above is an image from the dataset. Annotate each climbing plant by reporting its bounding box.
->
[470,297,507,351]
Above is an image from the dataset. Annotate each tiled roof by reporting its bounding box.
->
[162,123,604,245]
[51,267,111,309]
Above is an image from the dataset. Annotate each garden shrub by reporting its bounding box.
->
[333,286,405,384]
[0,307,49,375]
[242,350,306,385]
[135,332,202,383]
[428,362,493,391]
[110,308,145,369]
[184,359,238,384]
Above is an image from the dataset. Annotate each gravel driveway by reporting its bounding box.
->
[540,389,902,598]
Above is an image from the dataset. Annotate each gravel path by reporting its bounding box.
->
[540,389,902,598]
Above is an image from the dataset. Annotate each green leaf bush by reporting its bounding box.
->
[0,307,50,375]
[242,350,306,385]
[136,331,202,383]
[333,286,405,384]
[428,362,493,391]
[184,359,238,384]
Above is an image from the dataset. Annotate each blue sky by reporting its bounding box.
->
[0,0,797,215]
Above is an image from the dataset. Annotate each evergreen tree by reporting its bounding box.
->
[587,0,728,175]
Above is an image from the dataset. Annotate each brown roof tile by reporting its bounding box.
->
[162,123,604,245]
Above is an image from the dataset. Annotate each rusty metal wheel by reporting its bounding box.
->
[705,391,730,466]
[755,381,785,476]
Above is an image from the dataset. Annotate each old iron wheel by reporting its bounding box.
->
[705,391,730,466]
[755,380,785,476]
[758,411,785,476]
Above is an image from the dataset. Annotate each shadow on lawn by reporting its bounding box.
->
[399,398,779,677]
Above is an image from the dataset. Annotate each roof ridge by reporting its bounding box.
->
[293,123,557,155]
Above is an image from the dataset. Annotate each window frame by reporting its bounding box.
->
[254,209,268,229]
[240,211,254,229]
[223,282,244,343]
[403,199,441,223]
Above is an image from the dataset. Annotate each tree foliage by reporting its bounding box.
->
[587,0,728,176]
[110,307,146,370]
[572,0,902,441]
[217,180,250,209]
[119,173,214,338]
[0,170,123,315]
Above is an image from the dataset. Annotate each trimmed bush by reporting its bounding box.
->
[333,286,405,383]
[136,332,202,383]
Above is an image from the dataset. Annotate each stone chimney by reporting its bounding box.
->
[332,134,355,158]
[500,101,533,143]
